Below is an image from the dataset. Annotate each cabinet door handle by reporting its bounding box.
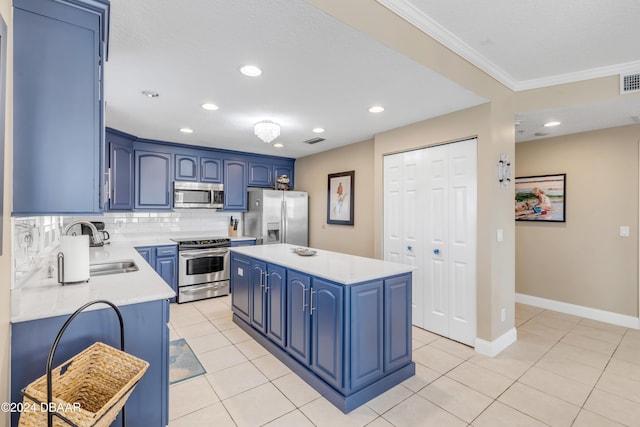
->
[263,271,269,293]
[310,289,316,313]
[302,286,307,312]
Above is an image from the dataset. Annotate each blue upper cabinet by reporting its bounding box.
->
[106,129,134,210]
[248,161,274,187]
[223,159,247,210]
[175,154,198,181]
[135,150,172,209]
[248,160,295,189]
[13,0,109,215]
[201,157,222,183]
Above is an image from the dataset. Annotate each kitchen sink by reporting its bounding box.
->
[89,260,139,277]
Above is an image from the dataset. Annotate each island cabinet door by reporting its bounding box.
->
[231,254,251,323]
[285,270,311,365]
[347,281,384,392]
[384,274,413,372]
[310,278,344,390]
[250,259,268,332]
[266,264,287,347]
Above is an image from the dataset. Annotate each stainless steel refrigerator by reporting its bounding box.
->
[245,188,308,246]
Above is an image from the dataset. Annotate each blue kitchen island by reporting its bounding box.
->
[230,243,415,413]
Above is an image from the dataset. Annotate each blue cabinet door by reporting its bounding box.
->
[384,274,412,372]
[266,264,286,347]
[231,254,251,323]
[248,161,274,187]
[135,150,172,209]
[286,271,311,365]
[10,300,169,427]
[13,0,105,214]
[108,139,134,210]
[135,246,154,264]
[201,157,222,183]
[155,245,178,303]
[223,159,247,210]
[311,278,344,390]
[349,281,384,391]
[250,260,267,332]
[175,154,198,181]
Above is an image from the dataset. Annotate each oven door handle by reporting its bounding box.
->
[180,249,229,258]
[181,283,227,293]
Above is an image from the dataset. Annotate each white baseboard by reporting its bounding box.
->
[516,293,640,330]
[475,327,517,357]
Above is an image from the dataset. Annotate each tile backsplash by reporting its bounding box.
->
[12,210,243,288]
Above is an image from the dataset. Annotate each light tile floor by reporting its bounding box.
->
[167,297,640,427]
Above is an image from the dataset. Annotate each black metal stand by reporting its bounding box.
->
[24,300,127,427]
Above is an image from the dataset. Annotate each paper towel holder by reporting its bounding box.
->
[57,252,89,285]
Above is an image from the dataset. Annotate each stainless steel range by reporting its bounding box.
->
[171,237,231,303]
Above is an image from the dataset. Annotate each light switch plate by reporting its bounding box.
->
[497,229,503,242]
[620,226,630,237]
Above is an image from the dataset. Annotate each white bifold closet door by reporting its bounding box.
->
[383,138,477,346]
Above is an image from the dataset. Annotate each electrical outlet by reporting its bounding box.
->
[501,308,506,322]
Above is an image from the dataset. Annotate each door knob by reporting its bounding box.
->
[433,249,440,255]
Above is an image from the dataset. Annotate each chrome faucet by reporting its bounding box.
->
[63,220,103,246]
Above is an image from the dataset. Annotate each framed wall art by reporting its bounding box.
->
[515,174,566,222]
[327,170,354,225]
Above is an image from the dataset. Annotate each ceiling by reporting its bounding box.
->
[104,0,640,159]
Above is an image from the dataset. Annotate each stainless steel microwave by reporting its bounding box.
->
[174,181,224,209]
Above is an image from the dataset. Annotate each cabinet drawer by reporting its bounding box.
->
[156,245,178,257]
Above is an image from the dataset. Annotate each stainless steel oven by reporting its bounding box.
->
[172,237,231,303]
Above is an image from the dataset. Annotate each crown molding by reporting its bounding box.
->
[377,0,640,92]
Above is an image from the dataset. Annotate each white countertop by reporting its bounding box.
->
[11,242,175,323]
[230,244,415,285]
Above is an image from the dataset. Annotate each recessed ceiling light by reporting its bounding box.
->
[141,90,159,98]
[312,128,325,133]
[179,128,194,134]
[544,121,561,127]
[368,105,384,113]
[273,143,284,148]
[240,65,262,77]
[201,103,219,111]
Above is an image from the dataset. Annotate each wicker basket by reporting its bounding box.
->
[18,342,149,427]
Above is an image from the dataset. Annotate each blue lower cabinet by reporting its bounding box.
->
[231,256,414,413]
[10,299,170,427]
[250,260,267,331]
[266,264,287,347]
[310,278,344,390]
[348,281,384,390]
[285,270,311,365]
[384,275,412,372]
[136,245,178,303]
[231,254,251,322]
[249,260,286,347]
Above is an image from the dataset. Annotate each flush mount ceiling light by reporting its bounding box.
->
[254,120,280,143]
[141,90,159,98]
[240,65,262,77]
[201,103,219,111]
[368,105,385,113]
[273,143,284,148]
[544,121,561,127]
[179,127,194,134]
[312,127,325,133]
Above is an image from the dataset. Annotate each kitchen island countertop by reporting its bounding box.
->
[11,242,175,323]
[230,243,414,285]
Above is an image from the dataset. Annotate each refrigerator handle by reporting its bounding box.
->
[282,200,287,243]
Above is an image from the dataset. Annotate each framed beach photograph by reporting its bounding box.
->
[327,170,354,225]
[515,174,566,222]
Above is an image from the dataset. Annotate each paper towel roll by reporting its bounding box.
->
[58,235,90,284]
